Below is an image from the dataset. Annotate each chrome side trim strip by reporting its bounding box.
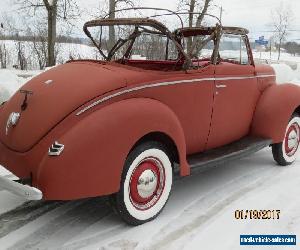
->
[76,77,215,115]
[76,74,275,116]
[256,74,276,78]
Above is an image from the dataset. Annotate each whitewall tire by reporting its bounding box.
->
[110,141,173,225]
[272,113,300,166]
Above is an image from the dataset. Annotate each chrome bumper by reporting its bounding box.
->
[0,175,43,200]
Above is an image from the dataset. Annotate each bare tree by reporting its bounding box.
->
[0,23,7,68]
[271,3,293,60]
[16,0,80,66]
[179,0,212,57]
[108,0,116,51]
[33,37,48,69]
[0,43,8,69]
[44,0,57,67]
[15,39,27,70]
[30,25,48,69]
[107,0,134,50]
[0,15,15,69]
[284,42,300,57]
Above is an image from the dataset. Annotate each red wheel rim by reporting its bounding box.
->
[284,122,300,157]
[129,158,165,210]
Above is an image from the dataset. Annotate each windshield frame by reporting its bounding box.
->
[83,18,192,69]
[83,14,252,70]
[174,25,252,66]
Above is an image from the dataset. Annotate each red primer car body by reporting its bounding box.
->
[0,19,299,201]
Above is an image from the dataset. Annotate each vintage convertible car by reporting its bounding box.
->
[0,13,300,225]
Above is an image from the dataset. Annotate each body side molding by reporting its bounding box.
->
[76,74,275,115]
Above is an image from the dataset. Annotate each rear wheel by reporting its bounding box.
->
[272,113,300,166]
[110,141,173,225]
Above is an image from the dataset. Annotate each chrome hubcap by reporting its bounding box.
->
[137,170,158,199]
[285,123,300,157]
[129,158,165,210]
[288,131,298,149]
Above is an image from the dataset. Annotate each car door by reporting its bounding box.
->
[206,34,261,150]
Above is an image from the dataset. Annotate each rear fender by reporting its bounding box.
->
[37,98,188,200]
[251,84,300,143]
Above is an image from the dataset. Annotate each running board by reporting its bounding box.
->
[187,137,272,174]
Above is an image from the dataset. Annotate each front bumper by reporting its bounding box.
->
[0,175,43,200]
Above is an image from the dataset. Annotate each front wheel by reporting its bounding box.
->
[110,141,173,225]
[272,113,300,166]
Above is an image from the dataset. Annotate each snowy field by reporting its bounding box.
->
[0,51,300,249]
[0,40,99,70]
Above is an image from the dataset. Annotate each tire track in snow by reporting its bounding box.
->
[144,166,282,250]
[0,149,287,250]
[0,200,91,249]
[85,153,278,249]
[0,201,64,238]
[62,220,129,250]
[9,197,111,250]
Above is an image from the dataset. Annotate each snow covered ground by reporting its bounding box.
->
[0,52,300,249]
[0,148,299,249]
[0,68,45,103]
[253,51,300,64]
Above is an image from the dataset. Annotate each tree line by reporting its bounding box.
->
[0,0,298,70]
[0,0,215,69]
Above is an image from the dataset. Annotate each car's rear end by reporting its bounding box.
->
[0,61,127,200]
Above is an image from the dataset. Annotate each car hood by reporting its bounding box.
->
[0,61,127,152]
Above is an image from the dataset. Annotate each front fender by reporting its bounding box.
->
[251,83,300,143]
[37,98,188,200]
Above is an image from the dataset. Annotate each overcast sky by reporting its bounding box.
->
[1,0,300,41]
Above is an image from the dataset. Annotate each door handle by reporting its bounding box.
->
[216,84,227,88]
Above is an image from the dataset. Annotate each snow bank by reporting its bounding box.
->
[270,64,295,84]
[0,191,26,215]
[0,166,12,177]
[293,63,300,84]
[271,63,300,85]
[0,70,24,103]
[252,50,300,64]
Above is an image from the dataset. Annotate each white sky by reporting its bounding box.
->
[1,0,300,41]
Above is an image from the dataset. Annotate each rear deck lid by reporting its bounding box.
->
[0,61,127,152]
